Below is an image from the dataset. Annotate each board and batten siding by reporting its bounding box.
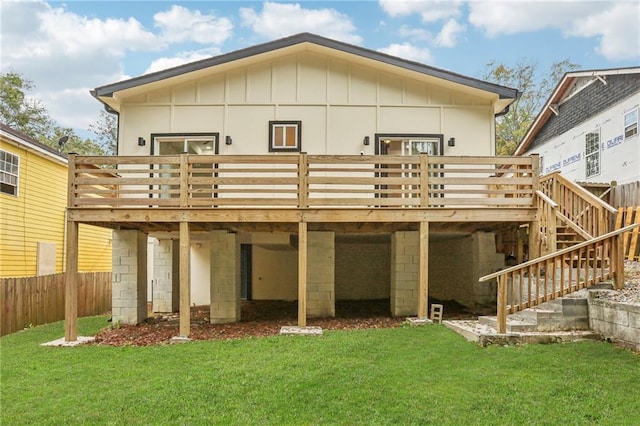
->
[117,51,496,156]
[0,140,112,278]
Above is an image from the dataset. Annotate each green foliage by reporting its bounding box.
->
[89,109,118,155]
[0,72,108,155]
[0,71,54,141]
[2,317,639,425]
[483,59,580,155]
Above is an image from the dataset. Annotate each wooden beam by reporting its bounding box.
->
[298,221,307,327]
[418,221,429,318]
[179,221,190,337]
[68,207,537,224]
[64,220,78,341]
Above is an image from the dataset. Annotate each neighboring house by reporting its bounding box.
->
[0,124,112,278]
[66,32,541,339]
[515,67,640,186]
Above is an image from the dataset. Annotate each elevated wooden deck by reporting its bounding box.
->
[67,154,539,231]
[63,153,540,341]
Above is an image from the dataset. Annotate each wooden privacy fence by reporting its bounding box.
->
[68,154,537,209]
[616,206,640,261]
[0,272,111,336]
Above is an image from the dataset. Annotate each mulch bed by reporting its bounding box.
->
[92,299,478,346]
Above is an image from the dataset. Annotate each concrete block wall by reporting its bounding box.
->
[470,232,503,308]
[210,231,241,324]
[152,239,179,313]
[429,232,501,309]
[589,290,640,351]
[112,230,147,324]
[335,236,390,300]
[390,231,418,317]
[307,231,335,318]
[429,235,473,304]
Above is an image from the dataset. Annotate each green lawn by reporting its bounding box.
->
[1,317,639,425]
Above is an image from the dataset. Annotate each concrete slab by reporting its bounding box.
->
[444,320,602,347]
[280,326,323,336]
[41,336,95,347]
[406,317,433,326]
[170,336,191,344]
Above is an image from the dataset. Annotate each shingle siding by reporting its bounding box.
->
[530,74,640,150]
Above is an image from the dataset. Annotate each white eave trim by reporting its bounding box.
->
[0,129,68,166]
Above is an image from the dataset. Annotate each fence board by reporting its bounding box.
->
[617,206,640,261]
[0,272,112,336]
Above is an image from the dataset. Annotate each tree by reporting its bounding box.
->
[0,72,106,155]
[0,72,54,141]
[89,109,118,155]
[483,59,580,155]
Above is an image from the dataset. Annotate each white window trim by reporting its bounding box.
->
[585,130,600,179]
[624,107,638,139]
[0,149,20,197]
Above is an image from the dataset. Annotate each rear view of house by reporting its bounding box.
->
[64,33,544,340]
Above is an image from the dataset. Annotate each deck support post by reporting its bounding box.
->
[179,222,190,337]
[497,275,507,334]
[613,233,625,290]
[64,219,78,342]
[298,221,307,327]
[418,221,429,318]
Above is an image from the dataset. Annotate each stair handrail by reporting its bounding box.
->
[551,172,618,214]
[539,172,617,242]
[480,223,638,333]
[534,190,558,254]
[480,223,638,282]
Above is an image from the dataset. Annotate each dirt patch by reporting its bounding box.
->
[93,299,476,346]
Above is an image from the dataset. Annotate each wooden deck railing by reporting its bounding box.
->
[479,224,638,333]
[539,172,618,239]
[68,154,537,210]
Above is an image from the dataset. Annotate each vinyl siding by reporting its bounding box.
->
[0,139,112,277]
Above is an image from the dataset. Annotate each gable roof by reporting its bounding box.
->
[0,123,67,165]
[514,66,640,155]
[92,32,519,114]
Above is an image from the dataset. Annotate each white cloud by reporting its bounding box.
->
[240,2,362,44]
[0,1,236,130]
[0,1,158,129]
[398,25,433,42]
[379,0,462,22]
[468,1,639,61]
[144,48,223,74]
[378,42,433,64]
[434,19,466,47]
[567,3,640,61]
[154,5,233,45]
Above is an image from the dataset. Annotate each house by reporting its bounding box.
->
[64,32,551,340]
[0,124,112,278]
[515,67,640,188]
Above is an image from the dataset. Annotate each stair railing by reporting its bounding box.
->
[538,172,618,251]
[480,223,638,333]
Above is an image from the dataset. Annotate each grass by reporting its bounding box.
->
[1,317,639,425]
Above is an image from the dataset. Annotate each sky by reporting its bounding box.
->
[1,0,639,139]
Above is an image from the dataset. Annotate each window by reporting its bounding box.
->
[585,130,600,178]
[624,108,638,138]
[0,150,19,196]
[269,121,301,152]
